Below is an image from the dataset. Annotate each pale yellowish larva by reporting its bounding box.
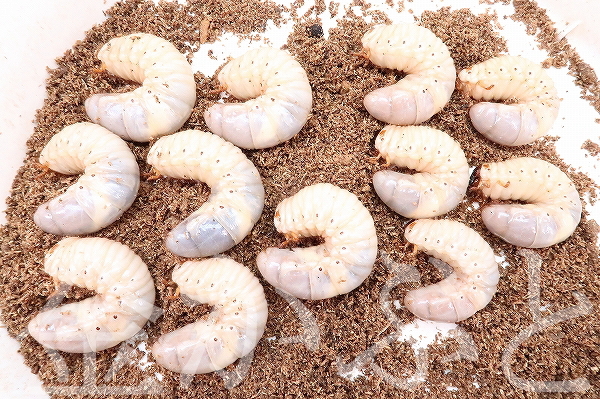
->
[257,183,378,300]
[361,23,456,125]
[475,157,582,248]
[458,56,560,146]
[85,33,196,142]
[404,219,499,323]
[373,125,470,218]
[28,237,156,353]
[152,258,268,374]
[33,122,140,236]
[204,47,313,149]
[147,130,265,258]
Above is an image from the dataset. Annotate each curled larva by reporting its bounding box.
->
[458,56,560,146]
[404,219,499,323]
[152,258,268,374]
[33,122,140,236]
[475,157,582,248]
[85,33,196,142]
[204,47,313,149]
[257,183,378,300]
[28,237,156,353]
[147,130,265,257]
[361,23,456,125]
[373,125,470,218]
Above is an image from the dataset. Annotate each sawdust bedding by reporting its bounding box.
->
[0,0,598,398]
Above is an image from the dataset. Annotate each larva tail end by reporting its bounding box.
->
[165,215,236,258]
[35,193,105,236]
[405,288,469,323]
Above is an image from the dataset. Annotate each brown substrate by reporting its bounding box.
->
[0,1,598,398]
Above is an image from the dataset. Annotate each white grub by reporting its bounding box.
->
[257,183,378,300]
[152,258,268,374]
[85,33,196,142]
[33,122,140,235]
[458,56,560,146]
[404,219,499,323]
[204,47,313,149]
[28,237,156,353]
[361,23,456,125]
[147,130,264,258]
[373,125,469,218]
[476,157,582,248]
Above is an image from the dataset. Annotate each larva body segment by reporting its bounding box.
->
[361,23,456,125]
[204,47,313,149]
[85,33,196,142]
[458,56,560,146]
[147,130,265,258]
[373,125,470,218]
[152,258,268,374]
[27,237,156,353]
[257,183,378,300]
[404,219,499,323]
[476,157,582,248]
[33,122,140,235]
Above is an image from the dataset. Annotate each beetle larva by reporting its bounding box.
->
[85,33,196,142]
[28,237,156,353]
[257,183,378,300]
[361,23,456,125]
[373,125,470,218]
[458,56,560,146]
[404,219,499,323]
[152,258,268,374]
[474,157,582,248]
[204,47,313,149]
[147,130,265,257]
[33,122,140,235]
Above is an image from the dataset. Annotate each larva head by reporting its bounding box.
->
[468,166,481,189]
[405,220,418,234]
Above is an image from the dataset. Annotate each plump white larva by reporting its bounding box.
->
[28,237,156,353]
[33,122,140,235]
[475,157,582,248]
[257,183,378,300]
[147,130,265,258]
[361,23,456,125]
[85,33,196,142]
[458,56,560,146]
[204,47,313,149]
[373,125,470,218]
[404,219,499,323]
[152,258,268,374]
